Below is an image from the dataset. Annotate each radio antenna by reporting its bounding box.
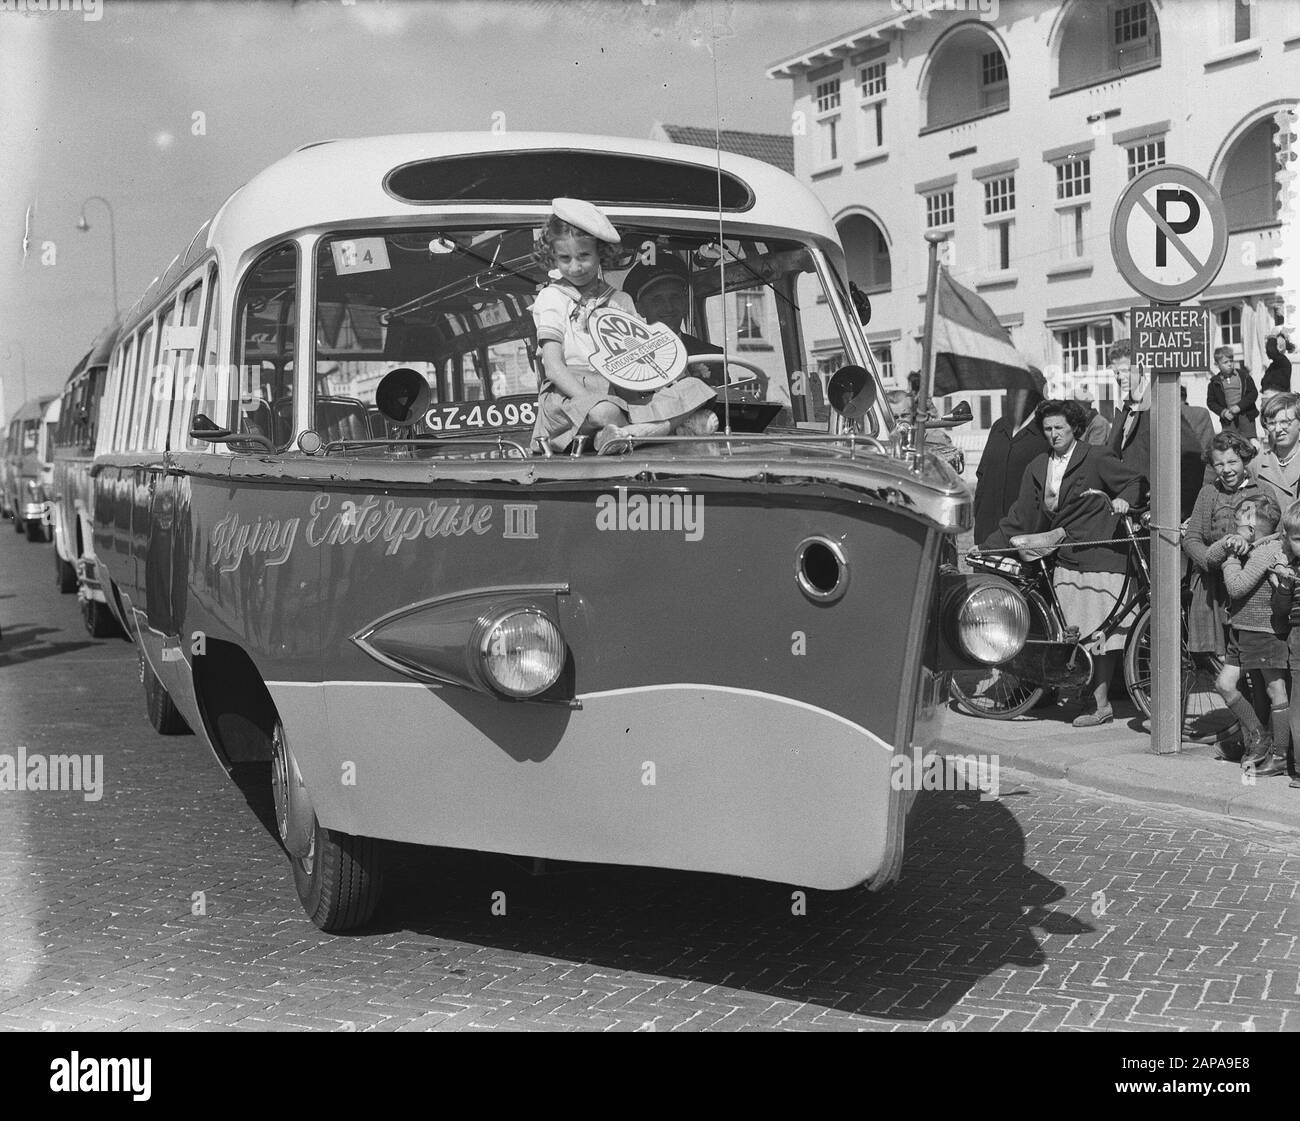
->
[708,0,732,436]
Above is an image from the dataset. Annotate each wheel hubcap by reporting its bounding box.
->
[271,726,290,847]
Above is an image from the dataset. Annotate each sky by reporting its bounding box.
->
[0,0,881,412]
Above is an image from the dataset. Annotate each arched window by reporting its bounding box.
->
[1055,0,1160,93]
[838,214,891,294]
[1219,116,1285,232]
[923,25,1009,132]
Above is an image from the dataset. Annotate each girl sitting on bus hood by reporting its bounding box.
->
[530,198,717,455]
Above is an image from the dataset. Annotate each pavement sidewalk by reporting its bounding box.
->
[940,698,1300,832]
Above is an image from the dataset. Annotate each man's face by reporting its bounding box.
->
[636,278,689,327]
[1112,357,1132,398]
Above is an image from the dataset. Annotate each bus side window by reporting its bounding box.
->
[86,369,104,449]
[71,379,86,446]
[114,335,137,453]
[235,243,296,451]
[145,299,178,451]
[187,266,224,451]
[127,320,157,452]
[102,344,126,454]
[57,388,73,448]
[166,278,204,452]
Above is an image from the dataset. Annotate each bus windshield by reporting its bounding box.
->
[312,226,854,428]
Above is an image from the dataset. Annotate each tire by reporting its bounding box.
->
[25,518,46,543]
[272,722,383,932]
[140,652,191,735]
[1123,606,1237,743]
[82,597,122,638]
[13,513,24,534]
[949,589,1057,719]
[55,552,77,593]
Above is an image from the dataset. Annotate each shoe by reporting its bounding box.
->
[1072,704,1114,728]
[1241,733,1273,769]
[1216,738,1246,762]
[671,408,719,437]
[1289,775,1300,788]
[1249,755,1290,777]
[594,425,633,456]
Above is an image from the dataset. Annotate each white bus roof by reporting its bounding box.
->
[207,131,839,260]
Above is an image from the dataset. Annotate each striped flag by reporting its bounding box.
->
[930,269,1043,396]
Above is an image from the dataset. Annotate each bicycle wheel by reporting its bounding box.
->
[949,590,1056,720]
[1123,606,1237,742]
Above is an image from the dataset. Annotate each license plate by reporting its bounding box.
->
[422,396,538,435]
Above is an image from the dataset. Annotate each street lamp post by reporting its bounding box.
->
[76,195,119,317]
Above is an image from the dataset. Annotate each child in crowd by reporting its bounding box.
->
[1269,500,1300,787]
[529,198,716,455]
[1215,491,1289,773]
[1206,345,1259,442]
[1183,432,1265,738]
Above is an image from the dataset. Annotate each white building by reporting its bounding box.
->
[768,0,1297,443]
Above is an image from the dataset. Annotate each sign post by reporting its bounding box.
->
[1110,166,1228,754]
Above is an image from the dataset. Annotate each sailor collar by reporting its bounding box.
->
[550,278,618,328]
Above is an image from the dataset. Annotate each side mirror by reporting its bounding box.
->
[189,413,232,440]
[375,367,432,426]
[849,281,872,325]
[827,364,878,422]
[942,400,973,426]
[188,413,274,453]
[916,400,974,430]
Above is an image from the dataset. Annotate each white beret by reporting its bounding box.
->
[551,197,620,244]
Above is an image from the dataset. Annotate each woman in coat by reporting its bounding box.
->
[983,399,1144,727]
[1253,392,1300,513]
[973,388,1047,544]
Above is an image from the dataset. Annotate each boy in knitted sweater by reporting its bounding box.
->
[1216,491,1288,770]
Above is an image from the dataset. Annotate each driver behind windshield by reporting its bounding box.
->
[623,259,721,362]
[624,257,767,398]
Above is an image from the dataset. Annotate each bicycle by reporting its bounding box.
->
[950,510,1234,741]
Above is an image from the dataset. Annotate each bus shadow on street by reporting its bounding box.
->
[0,623,99,668]
[340,785,1088,1024]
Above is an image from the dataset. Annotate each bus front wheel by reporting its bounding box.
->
[82,598,121,638]
[140,652,191,735]
[55,552,77,593]
[271,722,383,932]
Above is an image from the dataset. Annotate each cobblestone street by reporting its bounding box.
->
[2,531,1297,1031]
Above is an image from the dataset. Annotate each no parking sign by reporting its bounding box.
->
[1109,165,1228,303]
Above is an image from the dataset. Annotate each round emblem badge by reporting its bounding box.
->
[586,307,687,392]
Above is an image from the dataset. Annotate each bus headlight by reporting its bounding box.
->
[476,608,566,698]
[950,584,1029,664]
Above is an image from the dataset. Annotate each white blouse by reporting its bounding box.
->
[1044,451,1071,513]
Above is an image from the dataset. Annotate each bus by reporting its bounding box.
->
[50,322,120,634]
[3,394,57,542]
[92,132,1027,931]
[34,397,61,544]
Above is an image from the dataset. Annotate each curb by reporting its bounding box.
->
[935,703,1300,832]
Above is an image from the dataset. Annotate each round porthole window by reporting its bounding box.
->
[795,537,848,603]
